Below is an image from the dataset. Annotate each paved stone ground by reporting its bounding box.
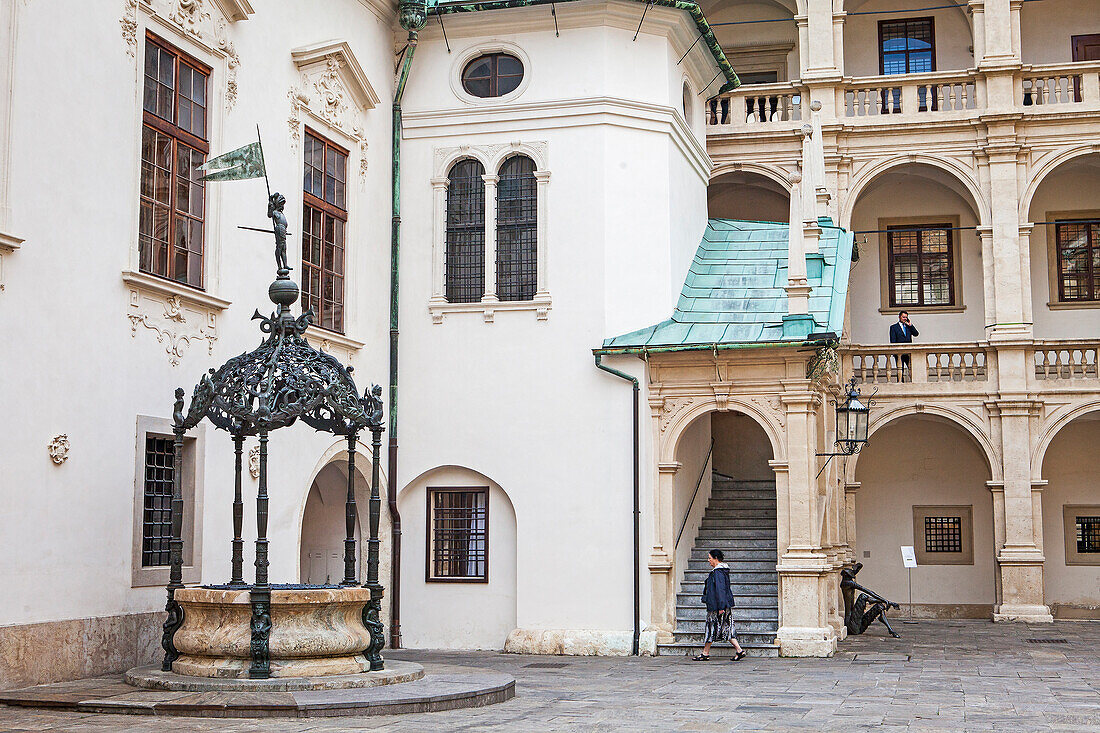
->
[2,620,1098,731]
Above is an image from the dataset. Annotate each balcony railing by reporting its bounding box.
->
[706,82,805,131]
[844,343,991,385]
[841,71,980,118]
[1019,62,1100,107]
[1031,340,1100,380]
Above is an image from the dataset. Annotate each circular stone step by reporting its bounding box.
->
[125,660,424,692]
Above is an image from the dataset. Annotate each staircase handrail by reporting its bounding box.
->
[675,440,714,550]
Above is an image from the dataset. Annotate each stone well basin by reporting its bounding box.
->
[172,586,379,678]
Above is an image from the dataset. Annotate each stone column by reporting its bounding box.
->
[651,461,681,641]
[991,398,1051,622]
[775,387,836,657]
[969,1,986,63]
[844,481,859,559]
[429,176,448,304]
[482,174,499,304]
[533,170,551,298]
[832,12,846,79]
[984,136,1031,341]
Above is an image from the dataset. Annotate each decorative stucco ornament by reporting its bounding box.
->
[47,435,70,465]
[171,0,210,38]
[314,55,349,127]
[120,0,138,56]
[248,445,260,479]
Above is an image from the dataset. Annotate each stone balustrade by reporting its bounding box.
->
[840,71,980,118]
[706,82,805,131]
[1020,63,1100,107]
[844,342,991,386]
[1030,340,1100,381]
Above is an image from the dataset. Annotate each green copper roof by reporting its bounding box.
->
[601,219,854,351]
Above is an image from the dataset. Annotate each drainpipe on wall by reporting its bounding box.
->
[388,0,427,650]
[594,354,641,656]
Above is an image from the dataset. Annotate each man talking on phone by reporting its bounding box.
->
[889,311,918,343]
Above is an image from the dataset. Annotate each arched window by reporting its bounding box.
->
[445,159,486,303]
[461,53,524,98]
[495,155,537,302]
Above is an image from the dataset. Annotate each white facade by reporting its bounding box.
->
[1,0,1099,689]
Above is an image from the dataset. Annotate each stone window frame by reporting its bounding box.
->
[429,142,551,324]
[877,215,966,314]
[1063,505,1100,566]
[1045,209,1100,310]
[912,505,973,565]
[131,415,205,587]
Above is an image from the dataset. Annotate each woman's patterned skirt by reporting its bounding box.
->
[703,609,736,644]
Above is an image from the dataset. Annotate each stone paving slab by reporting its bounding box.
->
[1,621,1100,730]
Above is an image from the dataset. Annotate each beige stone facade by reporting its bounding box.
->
[639,0,1100,656]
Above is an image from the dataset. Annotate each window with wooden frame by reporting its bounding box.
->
[461,53,524,98]
[880,18,935,76]
[139,34,209,288]
[496,155,537,302]
[887,224,955,308]
[1054,220,1099,302]
[301,130,348,333]
[426,487,489,582]
[445,159,486,304]
[1063,506,1100,566]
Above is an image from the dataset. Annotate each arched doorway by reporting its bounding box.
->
[845,160,986,344]
[299,462,364,585]
[1039,407,1100,618]
[397,465,518,650]
[708,170,790,222]
[1025,151,1100,339]
[852,413,995,618]
[670,410,779,656]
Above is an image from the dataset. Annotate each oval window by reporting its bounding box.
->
[461,53,524,98]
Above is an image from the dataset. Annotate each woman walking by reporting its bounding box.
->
[693,549,746,661]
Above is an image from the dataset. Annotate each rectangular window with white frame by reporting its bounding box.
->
[132,416,205,587]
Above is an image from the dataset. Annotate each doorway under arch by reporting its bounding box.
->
[299,462,364,585]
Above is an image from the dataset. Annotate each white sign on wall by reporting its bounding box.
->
[900,545,917,568]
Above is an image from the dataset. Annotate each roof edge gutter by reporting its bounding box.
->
[593,338,835,357]
[432,0,740,95]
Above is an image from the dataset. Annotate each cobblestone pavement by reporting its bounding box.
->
[2,620,1099,732]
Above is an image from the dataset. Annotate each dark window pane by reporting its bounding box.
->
[496,155,537,301]
[445,159,486,303]
[887,224,953,307]
[141,437,176,567]
[462,53,524,98]
[429,489,488,580]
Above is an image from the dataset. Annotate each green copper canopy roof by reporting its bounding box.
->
[601,219,854,351]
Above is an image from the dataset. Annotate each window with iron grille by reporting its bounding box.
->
[924,516,963,553]
[887,224,954,307]
[879,18,935,75]
[139,33,210,288]
[141,436,175,567]
[1077,516,1100,554]
[496,155,537,301]
[301,130,348,332]
[427,488,488,581]
[1055,221,1099,302]
[445,159,486,303]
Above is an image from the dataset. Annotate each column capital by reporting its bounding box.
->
[430,176,449,189]
[657,461,682,475]
[481,174,499,186]
[533,170,551,183]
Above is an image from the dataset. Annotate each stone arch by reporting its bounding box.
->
[1020,146,1100,222]
[708,166,793,222]
[662,396,787,466]
[296,438,387,585]
[841,155,990,229]
[1032,401,1100,481]
[844,403,1001,484]
[435,148,491,180]
[710,162,792,191]
[396,464,518,649]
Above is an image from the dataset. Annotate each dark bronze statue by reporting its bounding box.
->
[841,562,900,637]
[267,192,289,274]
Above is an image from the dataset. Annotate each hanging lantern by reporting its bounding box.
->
[835,378,869,455]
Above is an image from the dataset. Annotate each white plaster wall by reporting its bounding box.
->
[843,0,974,77]
[712,412,774,479]
[394,4,714,647]
[853,417,995,607]
[1027,157,1100,340]
[0,0,396,626]
[1021,0,1100,64]
[1040,416,1100,615]
[397,467,518,649]
[673,414,712,594]
[847,169,985,344]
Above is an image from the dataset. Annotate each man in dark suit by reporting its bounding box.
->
[889,311,918,380]
[889,311,918,343]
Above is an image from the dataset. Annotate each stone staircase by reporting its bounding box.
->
[660,477,780,658]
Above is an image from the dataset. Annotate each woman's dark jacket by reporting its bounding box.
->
[701,564,735,612]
